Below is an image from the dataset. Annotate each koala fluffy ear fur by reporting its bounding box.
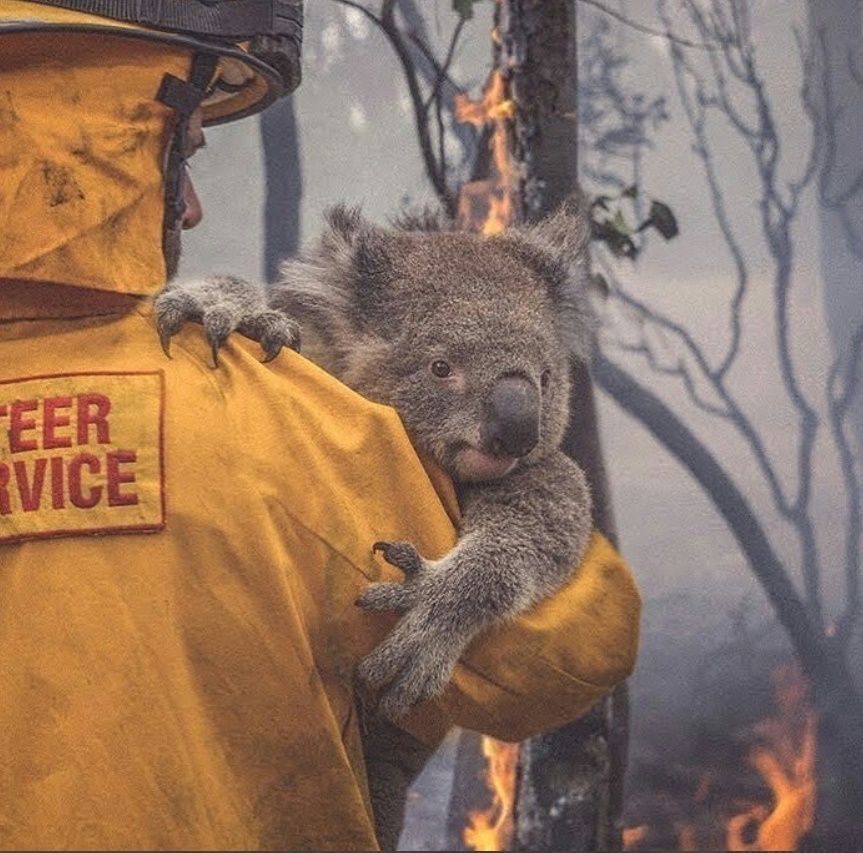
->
[275,205,395,337]
[499,202,598,364]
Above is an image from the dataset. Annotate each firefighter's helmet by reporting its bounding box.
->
[0,0,302,125]
[0,0,303,294]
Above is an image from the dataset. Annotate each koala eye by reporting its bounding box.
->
[540,369,552,391]
[430,360,453,379]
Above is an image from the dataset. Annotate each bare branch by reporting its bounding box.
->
[404,14,467,183]
[593,354,830,677]
[659,0,824,623]
[806,25,863,259]
[658,0,748,379]
[332,0,458,215]
[602,261,800,525]
[787,26,820,213]
[829,322,863,645]
[578,0,715,50]
[399,0,476,184]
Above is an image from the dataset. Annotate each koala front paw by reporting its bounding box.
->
[356,540,429,612]
[355,626,455,721]
[153,276,300,367]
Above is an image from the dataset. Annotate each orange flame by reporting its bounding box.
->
[623,662,816,852]
[622,824,648,849]
[454,68,515,236]
[727,663,816,852]
[463,738,520,851]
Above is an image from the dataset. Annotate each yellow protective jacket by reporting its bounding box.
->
[0,281,641,851]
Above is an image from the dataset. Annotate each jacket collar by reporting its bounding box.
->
[0,280,142,322]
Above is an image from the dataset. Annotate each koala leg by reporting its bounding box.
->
[361,711,436,851]
[356,452,592,721]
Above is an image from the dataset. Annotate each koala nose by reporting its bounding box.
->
[483,375,540,458]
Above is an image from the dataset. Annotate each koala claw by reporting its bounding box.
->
[372,541,424,577]
[261,346,281,364]
[154,300,190,359]
[153,287,201,359]
[158,327,174,359]
[260,320,301,363]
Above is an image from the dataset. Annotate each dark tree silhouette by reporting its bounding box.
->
[261,95,302,282]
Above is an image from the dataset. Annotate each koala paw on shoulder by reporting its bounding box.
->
[154,275,300,366]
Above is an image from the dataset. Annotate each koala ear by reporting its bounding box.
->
[275,204,395,336]
[500,201,598,363]
[320,204,395,288]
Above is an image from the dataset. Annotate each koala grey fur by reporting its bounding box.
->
[158,205,595,716]
[155,203,596,849]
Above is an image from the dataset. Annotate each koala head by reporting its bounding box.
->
[274,205,595,483]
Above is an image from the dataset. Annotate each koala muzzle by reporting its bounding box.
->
[483,375,541,459]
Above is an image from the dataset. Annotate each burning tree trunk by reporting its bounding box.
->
[502,3,629,850]
[447,2,632,850]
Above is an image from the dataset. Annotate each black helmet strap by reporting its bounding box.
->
[157,53,218,232]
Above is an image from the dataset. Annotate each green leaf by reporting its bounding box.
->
[453,0,484,20]
[611,209,632,236]
[647,200,679,240]
[590,219,638,259]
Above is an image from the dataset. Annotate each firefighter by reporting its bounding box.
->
[0,1,640,849]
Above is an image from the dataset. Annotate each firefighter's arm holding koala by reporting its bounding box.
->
[154,205,641,733]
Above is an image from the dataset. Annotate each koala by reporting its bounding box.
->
[155,204,595,723]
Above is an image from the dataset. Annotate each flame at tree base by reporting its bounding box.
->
[463,737,520,851]
[728,663,816,852]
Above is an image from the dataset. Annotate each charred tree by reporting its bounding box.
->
[261,94,302,280]
[495,3,630,850]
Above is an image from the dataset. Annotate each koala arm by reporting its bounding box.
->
[153,275,300,366]
[356,450,593,721]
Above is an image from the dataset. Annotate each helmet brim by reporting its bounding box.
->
[0,0,294,125]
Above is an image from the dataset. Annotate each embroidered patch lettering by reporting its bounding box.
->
[0,372,165,543]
